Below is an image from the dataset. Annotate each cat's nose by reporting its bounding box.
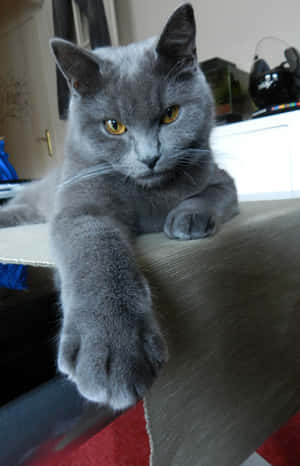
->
[144,156,160,169]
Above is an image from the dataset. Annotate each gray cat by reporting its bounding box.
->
[0,4,238,410]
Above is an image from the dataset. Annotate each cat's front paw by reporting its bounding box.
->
[164,206,218,240]
[58,310,168,411]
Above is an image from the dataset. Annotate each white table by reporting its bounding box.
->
[212,109,300,201]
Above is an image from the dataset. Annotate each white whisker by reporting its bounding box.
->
[167,148,210,159]
[57,162,115,191]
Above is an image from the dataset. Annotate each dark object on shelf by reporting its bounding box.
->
[252,101,300,119]
[200,57,254,124]
[249,37,300,111]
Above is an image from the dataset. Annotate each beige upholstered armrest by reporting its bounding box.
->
[0,223,52,267]
[1,199,300,466]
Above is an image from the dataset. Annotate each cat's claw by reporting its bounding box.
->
[58,314,168,411]
[164,207,218,240]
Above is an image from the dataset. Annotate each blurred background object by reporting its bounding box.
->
[201,57,254,124]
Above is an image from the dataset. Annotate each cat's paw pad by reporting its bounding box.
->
[164,208,218,240]
[58,319,168,411]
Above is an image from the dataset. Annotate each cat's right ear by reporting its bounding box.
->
[49,38,101,95]
[156,3,196,60]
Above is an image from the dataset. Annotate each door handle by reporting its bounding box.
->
[39,129,53,157]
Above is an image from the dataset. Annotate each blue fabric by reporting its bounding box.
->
[0,140,18,180]
[0,139,27,289]
[0,153,18,180]
[0,264,28,290]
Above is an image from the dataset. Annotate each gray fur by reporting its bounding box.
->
[0,4,238,410]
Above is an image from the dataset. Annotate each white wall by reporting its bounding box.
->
[115,0,300,73]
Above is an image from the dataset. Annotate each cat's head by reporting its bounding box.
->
[50,3,214,187]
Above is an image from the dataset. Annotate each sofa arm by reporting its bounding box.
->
[141,199,300,466]
[1,199,300,466]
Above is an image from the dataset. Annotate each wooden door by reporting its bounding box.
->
[0,0,63,179]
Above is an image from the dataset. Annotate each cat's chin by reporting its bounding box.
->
[135,171,173,188]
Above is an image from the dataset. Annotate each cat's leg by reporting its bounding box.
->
[0,170,58,228]
[51,207,167,410]
[164,166,239,240]
[0,197,44,228]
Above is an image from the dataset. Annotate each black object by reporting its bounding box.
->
[249,46,300,109]
[1,377,115,466]
[252,101,300,119]
[0,292,59,406]
[0,284,116,465]
[201,57,253,124]
[52,0,111,119]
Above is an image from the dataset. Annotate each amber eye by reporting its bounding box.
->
[161,105,180,124]
[104,119,127,135]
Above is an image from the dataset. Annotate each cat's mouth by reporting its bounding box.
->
[136,170,173,186]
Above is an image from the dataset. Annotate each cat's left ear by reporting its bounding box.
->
[156,3,197,61]
[50,38,101,95]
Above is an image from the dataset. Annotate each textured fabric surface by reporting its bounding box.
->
[141,199,300,466]
[1,200,300,465]
[0,223,52,267]
[1,200,299,267]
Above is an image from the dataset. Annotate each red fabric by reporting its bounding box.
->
[28,401,300,466]
[257,410,300,466]
[29,401,150,466]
